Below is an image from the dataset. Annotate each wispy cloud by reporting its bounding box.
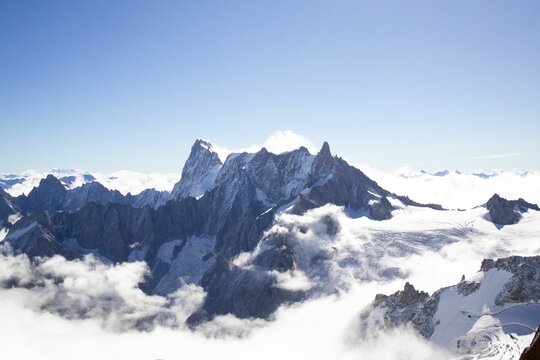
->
[212,130,318,162]
[468,153,520,160]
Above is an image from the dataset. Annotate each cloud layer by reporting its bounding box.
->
[359,166,540,209]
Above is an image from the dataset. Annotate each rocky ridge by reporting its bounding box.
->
[2,139,447,322]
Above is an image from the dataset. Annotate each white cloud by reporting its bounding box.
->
[94,170,180,195]
[262,130,317,154]
[357,165,540,209]
[271,269,315,292]
[211,130,317,162]
[211,143,261,163]
[0,252,204,331]
[0,255,448,360]
[468,153,520,160]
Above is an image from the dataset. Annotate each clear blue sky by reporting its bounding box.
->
[1,0,539,173]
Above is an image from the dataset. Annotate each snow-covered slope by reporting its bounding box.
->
[359,255,540,359]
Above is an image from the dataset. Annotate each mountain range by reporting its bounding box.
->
[0,139,538,359]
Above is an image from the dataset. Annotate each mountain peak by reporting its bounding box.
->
[193,139,214,153]
[35,174,66,194]
[486,193,539,225]
[171,139,223,199]
[26,174,67,212]
[318,141,332,158]
[311,141,334,181]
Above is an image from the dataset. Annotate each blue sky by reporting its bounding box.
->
[1,0,539,173]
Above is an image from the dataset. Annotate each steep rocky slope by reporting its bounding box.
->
[2,139,446,322]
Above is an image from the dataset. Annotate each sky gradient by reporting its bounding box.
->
[1,1,539,173]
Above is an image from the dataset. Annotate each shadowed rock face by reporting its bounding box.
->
[0,188,16,224]
[520,326,540,360]
[25,174,67,213]
[4,211,73,258]
[4,139,447,323]
[486,194,539,225]
[369,197,394,221]
[187,256,303,325]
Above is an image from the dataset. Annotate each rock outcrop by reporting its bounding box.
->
[359,282,440,338]
[0,188,16,224]
[520,326,540,360]
[486,194,539,225]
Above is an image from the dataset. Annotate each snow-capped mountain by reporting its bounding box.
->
[0,139,538,360]
[0,140,444,318]
[4,160,539,211]
[170,139,222,200]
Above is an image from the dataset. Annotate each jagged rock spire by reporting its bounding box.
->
[171,139,223,199]
[311,141,334,181]
[318,141,331,158]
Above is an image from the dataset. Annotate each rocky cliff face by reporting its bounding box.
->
[4,211,72,258]
[170,139,222,200]
[24,174,67,213]
[0,188,16,224]
[486,194,539,225]
[359,282,440,338]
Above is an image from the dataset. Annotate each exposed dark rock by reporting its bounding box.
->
[457,280,481,296]
[253,233,296,271]
[188,257,303,327]
[520,326,540,360]
[24,174,67,213]
[63,182,128,212]
[369,197,394,221]
[4,212,74,258]
[393,195,445,211]
[0,188,17,224]
[361,282,440,338]
[486,194,539,225]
